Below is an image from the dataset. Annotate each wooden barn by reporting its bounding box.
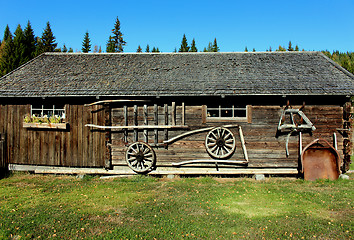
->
[0,51,352,175]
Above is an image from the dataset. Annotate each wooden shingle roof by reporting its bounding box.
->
[0,51,353,97]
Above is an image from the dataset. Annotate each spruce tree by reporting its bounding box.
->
[212,38,219,52]
[178,34,189,52]
[295,45,299,51]
[0,26,15,76]
[82,31,91,53]
[190,38,197,52]
[62,44,68,52]
[137,45,142,53]
[203,42,213,52]
[152,47,157,52]
[38,22,57,54]
[106,36,115,52]
[13,24,26,67]
[288,41,294,51]
[23,21,36,61]
[3,25,11,42]
[244,46,248,52]
[145,44,150,53]
[106,16,126,52]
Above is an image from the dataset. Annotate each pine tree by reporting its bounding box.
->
[252,48,256,52]
[295,45,299,51]
[62,44,68,53]
[3,25,11,42]
[38,22,57,54]
[178,34,189,52]
[137,45,142,53]
[190,38,197,52]
[106,36,115,52]
[212,38,219,52]
[145,44,150,53]
[23,21,36,61]
[244,46,248,52]
[82,31,91,53]
[106,16,126,52]
[13,24,26,67]
[152,47,156,52]
[0,26,15,76]
[277,45,286,51]
[288,41,294,51]
[203,42,213,52]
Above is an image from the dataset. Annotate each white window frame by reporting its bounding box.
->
[206,105,248,122]
[31,104,66,119]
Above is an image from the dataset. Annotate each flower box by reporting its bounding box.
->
[23,122,68,130]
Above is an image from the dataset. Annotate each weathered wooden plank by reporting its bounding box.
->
[171,102,176,126]
[154,104,158,144]
[164,104,168,141]
[144,105,148,143]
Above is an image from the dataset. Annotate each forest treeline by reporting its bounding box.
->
[1,17,353,77]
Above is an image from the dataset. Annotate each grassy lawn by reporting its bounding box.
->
[0,173,352,239]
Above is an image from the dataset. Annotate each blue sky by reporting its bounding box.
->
[1,0,353,53]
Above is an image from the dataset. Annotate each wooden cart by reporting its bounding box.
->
[85,100,249,174]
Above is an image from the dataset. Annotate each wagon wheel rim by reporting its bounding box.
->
[205,127,236,159]
[125,142,156,173]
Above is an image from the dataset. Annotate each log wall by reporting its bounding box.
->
[0,104,105,167]
[0,101,347,172]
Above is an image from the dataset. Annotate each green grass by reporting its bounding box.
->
[0,173,353,239]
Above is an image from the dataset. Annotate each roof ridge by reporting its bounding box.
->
[43,51,319,55]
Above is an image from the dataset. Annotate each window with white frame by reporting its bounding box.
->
[206,104,248,121]
[31,104,66,120]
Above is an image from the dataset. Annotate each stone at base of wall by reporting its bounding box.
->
[339,174,350,180]
[253,174,265,181]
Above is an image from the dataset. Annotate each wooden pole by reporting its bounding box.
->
[104,104,112,169]
[144,105,148,143]
[154,104,158,145]
[134,105,138,142]
[182,102,185,126]
[123,105,128,142]
[164,104,168,147]
[171,102,176,126]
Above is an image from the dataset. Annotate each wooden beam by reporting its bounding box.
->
[9,164,299,175]
[84,99,148,107]
[85,124,189,130]
[238,126,249,162]
[172,159,248,166]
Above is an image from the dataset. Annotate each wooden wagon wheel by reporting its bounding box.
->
[205,127,236,159]
[125,142,156,173]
